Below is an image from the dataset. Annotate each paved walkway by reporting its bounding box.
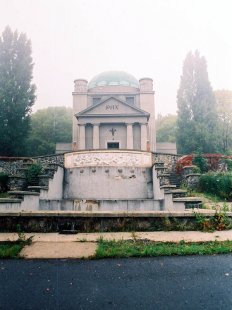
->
[1,230,232,259]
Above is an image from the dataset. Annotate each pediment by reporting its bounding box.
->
[76,97,149,117]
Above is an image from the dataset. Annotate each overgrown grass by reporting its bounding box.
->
[185,189,221,203]
[95,239,232,258]
[0,241,25,258]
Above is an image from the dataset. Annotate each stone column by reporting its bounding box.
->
[141,123,147,151]
[79,124,85,150]
[93,123,100,149]
[126,123,133,149]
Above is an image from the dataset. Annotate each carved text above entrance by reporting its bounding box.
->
[105,104,119,110]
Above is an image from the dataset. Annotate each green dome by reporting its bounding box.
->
[88,71,139,89]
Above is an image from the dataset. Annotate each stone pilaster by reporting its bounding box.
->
[126,123,133,149]
[141,123,147,151]
[93,123,100,149]
[79,124,86,150]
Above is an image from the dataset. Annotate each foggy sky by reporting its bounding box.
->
[1,0,232,115]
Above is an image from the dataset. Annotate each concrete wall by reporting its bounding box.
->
[64,166,153,199]
[40,166,64,200]
[156,142,177,154]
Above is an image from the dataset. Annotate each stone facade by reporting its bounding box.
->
[72,71,156,152]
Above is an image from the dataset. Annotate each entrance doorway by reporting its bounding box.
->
[107,142,119,149]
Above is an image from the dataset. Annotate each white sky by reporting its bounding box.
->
[1,0,232,115]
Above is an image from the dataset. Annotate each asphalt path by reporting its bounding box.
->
[1,255,232,310]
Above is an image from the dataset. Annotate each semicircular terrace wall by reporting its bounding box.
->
[64,150,153,200]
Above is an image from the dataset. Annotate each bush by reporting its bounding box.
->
[225,159,232,171]
[0,172,9,193]
[199,172,232,200]
[192,154,209,173]
[25,163,42,186]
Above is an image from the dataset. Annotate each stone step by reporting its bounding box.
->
[154,162,165,167]
[27,186,48,192]
[173,197,202,209]
[158,173,170,177]
[0,198,22,203]
[8,191,40,198]
[160,185,176,189]
[167,189,187,198]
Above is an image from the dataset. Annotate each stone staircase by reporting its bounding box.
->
[0,161,64,212]
[153,161,202,210]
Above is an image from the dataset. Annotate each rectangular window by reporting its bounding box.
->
[126,97,134,105]
[93,97,101,105]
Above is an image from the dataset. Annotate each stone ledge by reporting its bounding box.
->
[27,186,48,191]
[0,198,22,203]
[173,197,202,203]
[160,185,176,189]
[169,189,187,194]
[8,191,40,196]
[0,210,227,218]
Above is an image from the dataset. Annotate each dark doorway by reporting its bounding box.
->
[107,142,119,149]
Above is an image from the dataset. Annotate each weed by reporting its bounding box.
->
[131,231,138,241]
[194,210,232,231]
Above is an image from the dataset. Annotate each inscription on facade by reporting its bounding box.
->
[105,104,119,110]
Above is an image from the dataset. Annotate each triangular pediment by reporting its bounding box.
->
[76,97,149,118]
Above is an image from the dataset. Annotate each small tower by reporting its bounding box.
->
[139,78,156,152]
[72,79,88,149]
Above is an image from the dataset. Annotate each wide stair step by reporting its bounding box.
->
[173,197,203,208]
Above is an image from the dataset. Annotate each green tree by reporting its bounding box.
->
[25,107,72,156]
[156,114,177,142]
[0,26,36,156]
[176,51,218,154]
[214,90,232,154]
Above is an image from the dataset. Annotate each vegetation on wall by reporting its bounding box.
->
[176,50,219,154]
[25,107,72,156]
[0,26,36,156]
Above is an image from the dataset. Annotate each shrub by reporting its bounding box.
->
[199,172,232,200]
[192,154,209,173]
[25,163,42,186]
[0,172,9,193]
[225,159,232,171]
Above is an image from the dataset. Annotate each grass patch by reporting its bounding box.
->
[0,233,33,258]
[0,241,25,258]
[95,239,232,258]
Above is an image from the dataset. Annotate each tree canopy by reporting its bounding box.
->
[176,51,218,154]
[0,26,36,156]
[25,107,72,156]
[215,90,232,154]
[156,114,177,143]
